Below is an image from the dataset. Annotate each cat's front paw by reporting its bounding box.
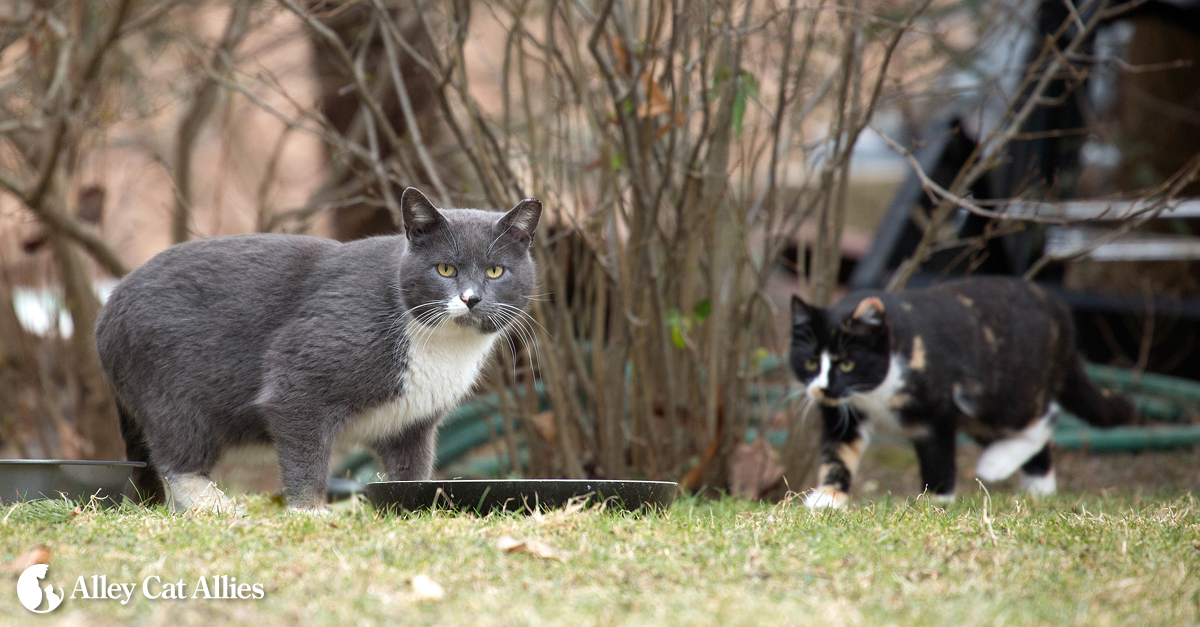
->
[164,474,245,516]
[1019,470,1057,496]
[803,486,849,509]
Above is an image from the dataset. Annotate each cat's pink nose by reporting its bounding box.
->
[462,294,482,309]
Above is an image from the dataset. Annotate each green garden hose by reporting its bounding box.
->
[334,361,1200,482]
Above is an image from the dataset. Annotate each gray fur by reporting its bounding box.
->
[97,188,541,510]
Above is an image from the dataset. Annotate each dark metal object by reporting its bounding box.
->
[365,479,677,514]
[327,477,364,502]
[849,3,1200,381]
[0,460,145,505]
[849,115,963,290]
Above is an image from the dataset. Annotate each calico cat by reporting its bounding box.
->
[96,188,540,512]
[789,277,1135,508]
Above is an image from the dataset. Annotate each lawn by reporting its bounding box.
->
[2,484,1197,626]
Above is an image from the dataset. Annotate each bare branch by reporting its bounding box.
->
[875,124,1200,226]
[888,0,1112,290]
[12,0,136,277]
[370,0,452,207]
[172,0,255,243]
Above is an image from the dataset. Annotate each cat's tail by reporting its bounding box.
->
[119,403,165,504]
[1056,355,1137,428]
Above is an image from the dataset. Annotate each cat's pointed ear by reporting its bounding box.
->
[791,295,814,327]
[844,297,886,335]
[401,187,447,239]
[497,198,542,248]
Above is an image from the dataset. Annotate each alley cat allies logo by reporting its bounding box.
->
[15,565,265,613]
[17,564,64,613]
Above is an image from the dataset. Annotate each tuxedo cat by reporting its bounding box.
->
[96,188,540,512]
[789,277,1135,508]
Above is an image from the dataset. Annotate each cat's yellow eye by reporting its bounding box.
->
[839,361,855,373]
[486,265,505,279]
[805,359,818,371]
[437,264,457,277]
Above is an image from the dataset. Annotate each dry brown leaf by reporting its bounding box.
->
[496,535,569,561]
[729,437,785,500]
[637,73,673,119]
[530,411,556,442]
[652,115,686,142]
[609,35,630,76]
[7,546,51,573]
[410,574,445,601]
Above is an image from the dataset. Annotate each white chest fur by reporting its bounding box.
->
[340,319,498,445]
[849,354,907,432]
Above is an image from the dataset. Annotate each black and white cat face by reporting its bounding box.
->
[398,188,541,334]
[790,295,892,402]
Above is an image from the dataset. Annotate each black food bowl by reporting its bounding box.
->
[365,479,676,514]
[0,459,145,505]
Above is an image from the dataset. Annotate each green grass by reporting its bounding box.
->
[1,492,1198,626]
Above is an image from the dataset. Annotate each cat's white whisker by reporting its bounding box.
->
[500,314,537,377]
[519,318,543,376]
[489,313,521,383]
[492,305,540,371]
[495,303,546,377]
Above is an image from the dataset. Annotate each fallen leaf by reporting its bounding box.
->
[410,574,445,601]
[7,547,51,573]
[530,411,556,442]
[497,535,569,561]
[729,437,784,500]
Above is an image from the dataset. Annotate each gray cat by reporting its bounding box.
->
[95,188,541,512]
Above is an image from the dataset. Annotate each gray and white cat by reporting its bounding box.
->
[96,188,541,512]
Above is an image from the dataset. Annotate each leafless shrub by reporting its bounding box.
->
[3,0,1189,493]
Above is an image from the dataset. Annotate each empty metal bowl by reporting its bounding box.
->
[0,459,145,505]
[365,478,677,514]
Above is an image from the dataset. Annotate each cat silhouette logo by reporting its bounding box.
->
[17,564,64,613]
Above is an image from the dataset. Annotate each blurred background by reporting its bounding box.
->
[1,0,1198,500]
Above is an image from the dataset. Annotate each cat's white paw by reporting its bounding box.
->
[1019,470,1057,496]
[163,474,244,516]
[975,447,1022,483]
[804,487,849,509]
[927,492,956,504]
[976,412,1055,482]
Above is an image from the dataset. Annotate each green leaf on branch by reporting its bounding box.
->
[671,323,687,349]
[751,347,770,373]
[732,69,758,135]
[666,307,691,349]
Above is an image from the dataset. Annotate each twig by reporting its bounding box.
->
[370,0,452,207]
[279,0,418,205]
[172,0,254,243]
[872,125,1106,226]
[976,478,998,546]
[8,0,135,277]
[1021,155,1200,278]
[1132,283,1154,387]
[889,0,1111,290]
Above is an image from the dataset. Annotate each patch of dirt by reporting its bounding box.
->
[850,442,1200,502]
